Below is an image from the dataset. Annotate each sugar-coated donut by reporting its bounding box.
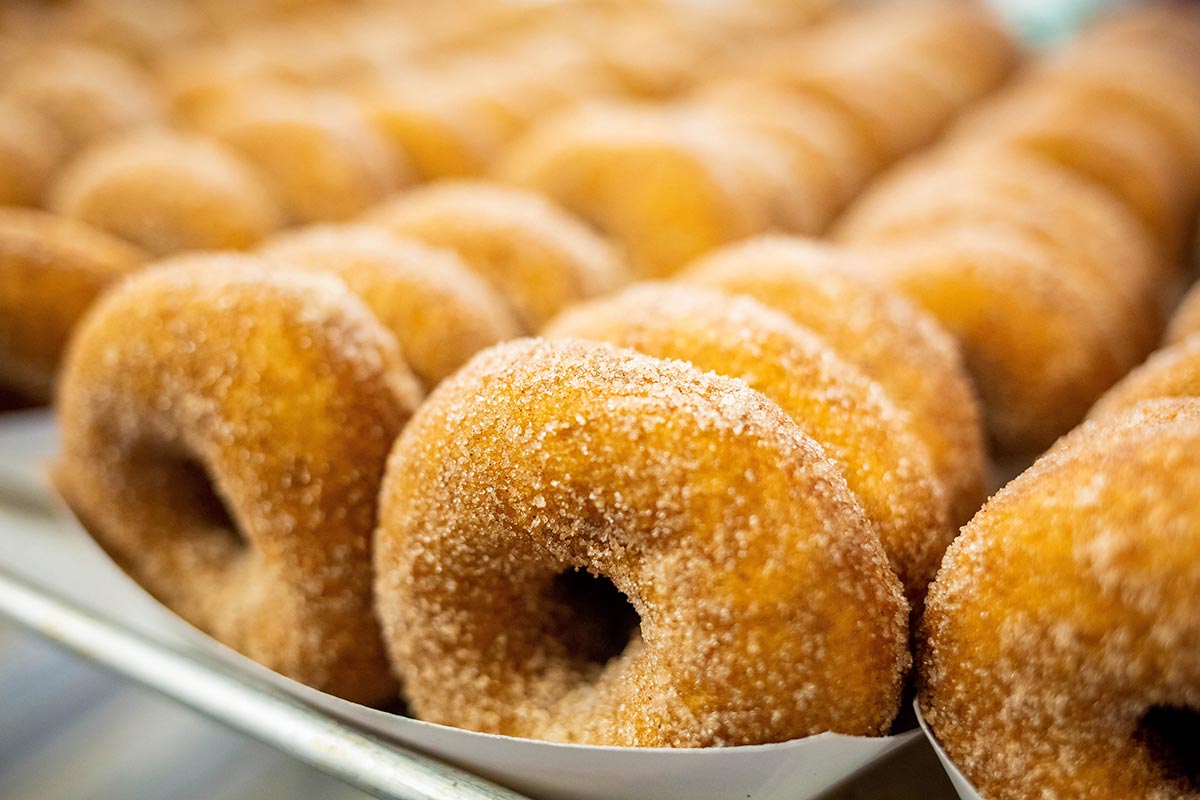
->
[681,236,986,525]
[365,181,627,330]
[0,98,67,207]
[55,257,420,704]
[2,43,163,149]
[838,151,1165,364]
[920,399,1200,799]
[0,208,145,401]
[495,103,780,278]
[259,224,520,389]
[375,337,910,746]
[212,92,409,224]
[545,283,950,607]
[359,77,509,179]
[860,228,1126,453]
[51,131,283,256]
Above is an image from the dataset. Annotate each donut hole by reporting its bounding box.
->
[136,450,245,553]
[550,568,641,667]
[1136,705,1200,788]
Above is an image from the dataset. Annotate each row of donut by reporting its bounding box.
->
[0,0,825,211]
[921,295,1200,799]
[0,2,1017,256]
[0,180,626,402]
[51,222,1200,755]
[834,5,1200,453]
[51,232,982,744]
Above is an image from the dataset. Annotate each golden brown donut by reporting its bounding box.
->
[211,91,409,224]
[365,180,628,330]
[50,130,283,256]
[949,91,1191,255]
[0,208,145,401]
[920,398,1200,799]
[2,43,164,149]
[680,236,987,525]
[495,103,783,278]
[375,337,910,746]
[259,224,520,389]
[0,98,67,207]
[544,283,950,606]
[359,76,509,180]
[837,151,1165,364]
[859,227,1127,453]
[55,256,420,704]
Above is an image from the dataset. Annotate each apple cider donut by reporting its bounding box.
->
[680,237,986,524]
[212,91,409,224]
[920,399,1200,799]
[260,224,520,389]
[495,103,782,278]
[365,181,627,330]
[3,43,164,149]
[0,98,67,207]
[50,130,283,256]
[860,228,1127,453]
[545,284,950,606]
[0,208,145,401]
[375,337,910,746]
[55,256,420,704]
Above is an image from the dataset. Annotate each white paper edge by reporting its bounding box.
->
[915,702,984,800]
[0,410,924,800]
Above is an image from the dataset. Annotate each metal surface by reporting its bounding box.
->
[0,566,529,800]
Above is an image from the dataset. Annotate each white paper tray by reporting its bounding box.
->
[0,410,948,800]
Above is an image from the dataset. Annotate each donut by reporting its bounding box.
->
[680,236,987,525]
[837,151,1165,363]
[364,180,628,330]
[947,92,1190,255]
[259,224,520,389]
[50,130,283,256]
[55,256,421,704]
[0,98,67,207]
[359,76,510,179]
[2,43,164,149]
[496,103,786,277]
[857,227,1127,453]
[544,283,950,606]
[0,208,145,401]
[1166,285,1200,347]
[689,78,876,214]
[920,398,1200,799]
[374,337,910,746]
[211,91,409,224]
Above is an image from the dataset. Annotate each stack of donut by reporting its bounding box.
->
[920,282,1200,798]
[835,5,1200,453]
[497,1,1016,276]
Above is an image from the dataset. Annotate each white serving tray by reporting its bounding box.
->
[0,410,932,800]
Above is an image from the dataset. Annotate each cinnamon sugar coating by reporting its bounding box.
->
[55,257,419,704]
[545,283,949,608]
[260,224,520,390]
[921,399,1200,799]
[365,180,627,330]
[375,338,909,746]
[0,208,145,400]
[681,236,986,524]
